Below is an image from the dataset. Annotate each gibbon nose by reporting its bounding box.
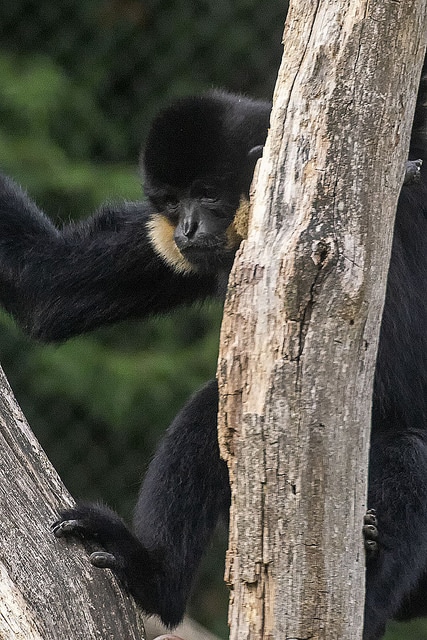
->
[174,207,201,249]
[181,210,199,239]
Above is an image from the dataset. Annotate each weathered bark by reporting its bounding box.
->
[0,364,145,639]
[218,2,427,640]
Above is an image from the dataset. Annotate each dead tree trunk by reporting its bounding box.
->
[218,2,427,639]
[0,365,145,639]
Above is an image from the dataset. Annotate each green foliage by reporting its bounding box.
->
[384,620,427,640]
[0,51,141,212]
[0,0,285,161]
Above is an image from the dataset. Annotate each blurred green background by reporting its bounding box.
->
[0,2,424,639]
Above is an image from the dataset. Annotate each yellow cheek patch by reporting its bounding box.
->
[147,214,196,274]
[226,196,250,248]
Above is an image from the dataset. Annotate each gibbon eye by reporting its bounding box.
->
[166,197,179,209]
[200,186,218,201]
[150,192,179,213]
[165,198,180,220]
[190,179,218,201]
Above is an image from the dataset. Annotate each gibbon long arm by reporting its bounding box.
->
[0,174,217,341]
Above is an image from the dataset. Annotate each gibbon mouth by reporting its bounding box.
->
[179,244,235,271]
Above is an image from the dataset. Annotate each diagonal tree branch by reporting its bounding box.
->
[0,364,145,640]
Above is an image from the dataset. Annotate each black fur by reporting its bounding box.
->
[53,380,226,627]
[1,80,427,639]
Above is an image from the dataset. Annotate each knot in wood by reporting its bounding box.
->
[311,239,332,267]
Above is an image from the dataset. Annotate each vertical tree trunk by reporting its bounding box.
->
[218,2,427,639]
[0,365,145,639]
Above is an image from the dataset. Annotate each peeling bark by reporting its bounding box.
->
[218,2,427,639]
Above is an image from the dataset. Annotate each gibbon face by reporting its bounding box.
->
[141,90,270,275]
[146,187,249,275]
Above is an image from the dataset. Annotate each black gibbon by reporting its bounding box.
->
[0,80,426,640]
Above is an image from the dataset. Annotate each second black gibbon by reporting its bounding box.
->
[0,79,427,640]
